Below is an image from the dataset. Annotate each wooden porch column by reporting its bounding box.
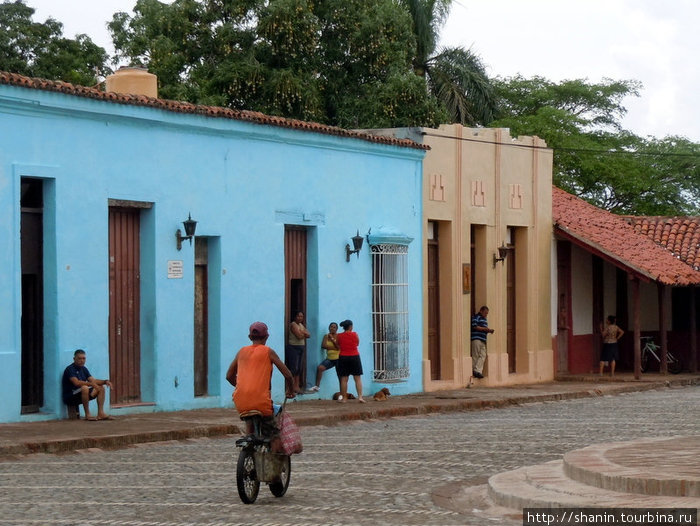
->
[691,285,698,373]
[657,283,668,374]
[632,277,641,379]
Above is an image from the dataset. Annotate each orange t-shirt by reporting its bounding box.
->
[232,344,274,416]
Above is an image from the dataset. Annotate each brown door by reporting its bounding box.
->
[506,240,516,373]
[556,241,572,373]
[194,237,208,397]
[285,227,307,386]
[108,207,141,405]
[20,178,44,413]
[427,225,441,380]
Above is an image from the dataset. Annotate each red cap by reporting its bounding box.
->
[249,321,269,339]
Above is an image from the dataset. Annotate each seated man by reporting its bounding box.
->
[62,349,113,421]
[226,322,292,450]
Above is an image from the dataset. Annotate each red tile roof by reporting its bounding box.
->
[552,186,700,285]
[0,71,428,151]
[625,216,700,271]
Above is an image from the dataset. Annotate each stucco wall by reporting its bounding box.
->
[0,85,424,422]
[420,125,554,388]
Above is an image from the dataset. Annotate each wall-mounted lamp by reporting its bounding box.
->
[176,213,197,250]
[345,230,364,261]
[493,242,510,268]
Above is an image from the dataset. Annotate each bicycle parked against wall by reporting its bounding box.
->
[640,336,683,374]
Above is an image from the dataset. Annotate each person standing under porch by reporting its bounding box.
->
[600,315,624,376]
[471,306,494,379]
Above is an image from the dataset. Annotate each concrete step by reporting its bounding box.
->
[487,459,700,510]
[563,436,700,497]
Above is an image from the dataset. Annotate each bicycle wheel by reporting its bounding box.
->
[236,448,260,504]
[668,355,683,374]
[640,350,649,373]
[269,455,291,497]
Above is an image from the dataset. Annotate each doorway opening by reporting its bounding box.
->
[21,178,44,414]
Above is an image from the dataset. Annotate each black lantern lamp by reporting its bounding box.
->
[176,213,198,250]
[493,242,510,268]
[345,230,364,262]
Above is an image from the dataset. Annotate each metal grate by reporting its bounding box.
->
[371,243,409,380]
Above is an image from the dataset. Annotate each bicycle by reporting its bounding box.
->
[235,405,291,504]
[640,336,683,374]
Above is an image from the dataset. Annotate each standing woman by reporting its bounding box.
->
[310,322,340,392]
[286,311,310,397]
[599,315,624,376]
[336,319,365,403]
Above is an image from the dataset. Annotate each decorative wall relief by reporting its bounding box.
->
[429,173,446,201]
[471,180,485,207]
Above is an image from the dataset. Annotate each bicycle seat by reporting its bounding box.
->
[640,336,654,341]
[239,410,264,419]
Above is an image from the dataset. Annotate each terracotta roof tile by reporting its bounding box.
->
[0,71,428,151]
[552,187,700,285]
[625,216,700,271]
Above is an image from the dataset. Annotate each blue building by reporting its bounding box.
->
[0,69,425,422]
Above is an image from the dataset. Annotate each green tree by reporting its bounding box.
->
[398,0,496,126]
[491,75,700,215]
[0,0,109,86]
[109,0,445,127]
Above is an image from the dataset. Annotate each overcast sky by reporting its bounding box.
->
[25,0,700,142]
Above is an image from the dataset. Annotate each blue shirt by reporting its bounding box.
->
[62,363,92,404]
[471,314,489,342]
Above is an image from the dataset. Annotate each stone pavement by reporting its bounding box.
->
[0,373,697,459]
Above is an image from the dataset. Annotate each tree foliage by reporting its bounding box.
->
[399,0,496,126]
[491,76,700,215]
[0,0,109,86]
[109,0,447,127]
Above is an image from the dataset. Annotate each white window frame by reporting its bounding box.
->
[371,243,409,380]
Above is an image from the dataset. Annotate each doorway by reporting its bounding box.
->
[284,227,307,387]
[506,228,516,373]
[194,237,209,397]
[20,178,44,413]
[108,207,142,405]
[427,221,441,380]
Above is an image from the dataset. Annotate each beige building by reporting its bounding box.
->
[369,124,554,389]
[419,125,554,389]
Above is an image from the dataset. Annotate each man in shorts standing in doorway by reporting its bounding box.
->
[471,306,494,379]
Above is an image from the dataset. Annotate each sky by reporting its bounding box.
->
[24,0,700,142]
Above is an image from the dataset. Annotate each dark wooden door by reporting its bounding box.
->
[20,178,44,413]
[285,227,307,386]
[427,232,441,380]
[556,241,572,373]
[109,207,141,404]
[506,242,516,373]
[194,237,208,397]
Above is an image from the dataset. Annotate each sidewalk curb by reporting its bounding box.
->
[3,378,696,458]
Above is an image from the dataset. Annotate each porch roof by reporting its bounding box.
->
[0,71,428,151]
[552,186,700,286]
[624,216,700,271]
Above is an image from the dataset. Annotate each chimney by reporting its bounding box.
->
[105,67,158,98]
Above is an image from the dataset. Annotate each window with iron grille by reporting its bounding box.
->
[371,243,409,380]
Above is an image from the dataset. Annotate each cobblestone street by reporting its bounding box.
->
[0,385,697,526]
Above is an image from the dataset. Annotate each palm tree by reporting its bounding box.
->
[400,0,496,126]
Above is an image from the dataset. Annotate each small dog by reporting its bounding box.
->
[332,392,356,400]
[373,387,391,401]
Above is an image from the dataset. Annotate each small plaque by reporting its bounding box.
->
[168,260,184,279]
[462,264,471,294]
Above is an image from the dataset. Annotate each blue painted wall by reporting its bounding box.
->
[0,84,424,422]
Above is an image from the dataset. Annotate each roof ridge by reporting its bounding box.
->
[552,186,700,283]
[0,70,428,151]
